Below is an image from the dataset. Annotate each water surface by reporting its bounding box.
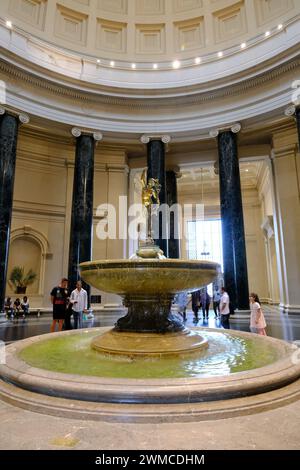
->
[20,329,282,379]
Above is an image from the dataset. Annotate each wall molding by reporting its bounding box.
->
[1,55,299,109]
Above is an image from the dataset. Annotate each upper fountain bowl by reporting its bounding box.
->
[80,259,220,295]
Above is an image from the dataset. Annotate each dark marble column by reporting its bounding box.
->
[166,169,180,259]
[146,138,168,256]
[0,113,19,312]
[68,132,97,295]
[218,130,249,311]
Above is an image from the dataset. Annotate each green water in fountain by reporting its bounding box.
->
[19,329,281,379]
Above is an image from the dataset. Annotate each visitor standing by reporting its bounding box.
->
[250,293,267,336]
[213,288,221,318]
[220,287,230,329]
[70,280,88,329]
[201,289,211,320]
[192,290,201,321]
[50,278,69,332]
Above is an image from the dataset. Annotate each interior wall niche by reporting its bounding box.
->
[6,227,51,297]
[7,237,41,295]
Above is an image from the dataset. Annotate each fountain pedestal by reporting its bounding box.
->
[91,328,208,357]
[80,255,219,358]
[116,294,182,333]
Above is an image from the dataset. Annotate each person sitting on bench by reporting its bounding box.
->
[21,296,30,317]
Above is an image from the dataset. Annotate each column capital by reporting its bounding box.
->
[140,134,171,144]
[71,127,103,141]
[284,105,297,118]
[213,160,219,175]
[19,113,30,125]
[0,107,30,124]
[209,123,242,138]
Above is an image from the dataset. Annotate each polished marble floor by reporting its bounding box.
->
[1,395,300,450]
[1,305,300,450]
[1,305,300,344]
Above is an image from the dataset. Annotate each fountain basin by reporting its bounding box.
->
[1,328,300,405]
[79,259,219,295]
[80,259,219,336]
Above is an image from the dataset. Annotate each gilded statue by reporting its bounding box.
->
[141,170,161,208]
[130,169,165,259]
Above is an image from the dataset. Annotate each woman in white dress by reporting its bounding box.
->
[249,293,267,336]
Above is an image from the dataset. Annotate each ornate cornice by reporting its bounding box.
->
[0,56,299,110]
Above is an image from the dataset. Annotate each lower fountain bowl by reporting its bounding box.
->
[1,328,300,406]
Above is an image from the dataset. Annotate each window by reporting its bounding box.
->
[187,219,223,295]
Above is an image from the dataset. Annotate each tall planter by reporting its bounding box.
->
[16,286,27,295]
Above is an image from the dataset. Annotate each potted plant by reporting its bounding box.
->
[9,266,37,294]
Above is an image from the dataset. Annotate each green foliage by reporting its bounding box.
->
[9,266,37,289]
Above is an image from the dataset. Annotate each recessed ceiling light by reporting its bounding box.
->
[97,59,101,64]
[172,60,180,69]
[265,31,270,37]
[153,63,158,69]
[6,20,12,28]
[131,63,136,69]
[110,61,115,67]
[241,42,246,49]
[218,51,223,58]
[195,57,201,64]
[245,169,249,172]
[277,24,283,30]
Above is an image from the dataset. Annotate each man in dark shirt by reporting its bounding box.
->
[50,278,69,332]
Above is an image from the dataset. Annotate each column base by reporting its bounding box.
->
[280,305,300,315]
[231,309,251,319]
[260,298,280,305]
[0,311,7,323]
[98,303,126,312]
[87,308,94,319]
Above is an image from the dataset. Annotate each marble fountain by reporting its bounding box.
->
[1,243,300,422]
[0,179,300,422]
